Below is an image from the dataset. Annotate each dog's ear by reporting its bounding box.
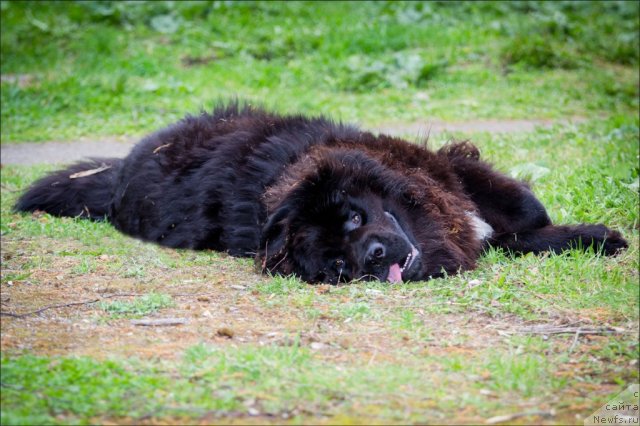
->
[257,203,294,275]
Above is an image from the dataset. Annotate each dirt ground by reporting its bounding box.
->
[0,236,517,361]
[1,237,633,425]
[0,272,516,363]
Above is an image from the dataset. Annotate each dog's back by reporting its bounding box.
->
[14,103,357,254]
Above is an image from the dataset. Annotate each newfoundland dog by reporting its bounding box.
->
[15,103,627,284]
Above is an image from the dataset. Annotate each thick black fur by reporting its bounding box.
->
[15,103,628,283]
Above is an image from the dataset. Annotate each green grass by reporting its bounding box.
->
[97,293,174,318]
[3,336,636,424]
[1,356,155,425]
[255,275,307,295]
[1,1,638,142]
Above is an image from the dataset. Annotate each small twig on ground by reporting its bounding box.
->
[130,318,187,327]
[568,329,581,353]
[367,349,378,366]
[485,409,555,424]
[0,290,224,319]
[512,325,628,336]
[167,291,222,299]
[0,293,141,318]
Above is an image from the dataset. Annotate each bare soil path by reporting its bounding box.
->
[0,118,584,165]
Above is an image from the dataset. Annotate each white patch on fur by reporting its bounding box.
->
[467,212,493,241]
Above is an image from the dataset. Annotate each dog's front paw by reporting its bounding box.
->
[600,228,628,255]
[581,224,628,256]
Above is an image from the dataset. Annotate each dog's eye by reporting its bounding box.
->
[344,210,363,232]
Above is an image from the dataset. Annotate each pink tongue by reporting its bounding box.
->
[387,263,402,283]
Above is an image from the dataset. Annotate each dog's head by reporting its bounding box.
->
[257,147,478,284]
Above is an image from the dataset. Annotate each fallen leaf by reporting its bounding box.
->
[152,143,172,154]
[216,327,234,338]
[69,164,112,179]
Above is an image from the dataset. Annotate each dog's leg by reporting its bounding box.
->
[441,142,627,255]
[442,143,551,234]
[488,223,628,256]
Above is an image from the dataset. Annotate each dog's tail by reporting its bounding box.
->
[14,158,122,220]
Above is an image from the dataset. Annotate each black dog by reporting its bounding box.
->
[15,103,627,283]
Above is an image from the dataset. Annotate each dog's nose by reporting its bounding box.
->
[366,241,386,263]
